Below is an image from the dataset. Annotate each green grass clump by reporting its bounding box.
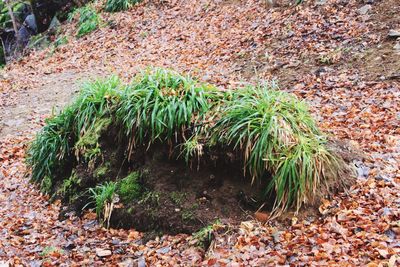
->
[68,6,101,37]
[117,172,142,202]
[212,85,345,212]
[105,0,140,12]
[87,181,116,217]
[27,106,77,183]
[117,68,218,148]
[27,76,122,187]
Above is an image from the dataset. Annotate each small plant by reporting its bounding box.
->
[139,191,160,206]
[86,181,117,228]
[40,246,64,257]
[53,35,68,48]
[179,136,203,169]
[105,0,140,12]
[68,6,101,37]
[192,220,222,249]
[93,162,111,180]
[27,105,77,183]
[117,172,142,203]
[60,172,81,199]
[170,191,186,205]
[40,175,52,194]
[87,181,116,217]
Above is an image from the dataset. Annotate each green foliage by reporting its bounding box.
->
[28,34,51,50]
[93,162,111,180]
[74,117,112,165]
[117,172,141,203]
[211,85,344,212]
[170,191,186,205]
[27,76,122,184]
[60,172,81,198]
[53,35,68,48]
[40,246,64,257]
[40,175,53,194]
[87,181,116,217]
[117,68,218,147]
[27,106,77,183]
[139,191,160,206]
[68,6,100,37]
[105,0,140,12]
[192,220,221,248]
[28,68,349,214]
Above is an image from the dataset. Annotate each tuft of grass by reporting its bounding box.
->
[27,76,123,186]
[117,68,218,149]
[212,84,345,212]
[117,172,142,203]
[87,181,116,218]
[105,0,141,12]
[27,106,77,184]
[68,6,101,37]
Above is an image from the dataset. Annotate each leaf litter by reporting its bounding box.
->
[0,0,399,265]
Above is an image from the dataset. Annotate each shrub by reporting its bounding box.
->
[68,6,101,37]
[105,0,141,12]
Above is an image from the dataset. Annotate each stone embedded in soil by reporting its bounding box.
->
[357,5,372,15]
[95,248,112,257]
[388,29,400,38]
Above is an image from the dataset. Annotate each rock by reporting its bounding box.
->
[388,29,400,38]
[137,256,146,267]
[357,5,372,15]
[95,248,112,257]
[394,43,400,51]
[316,0,327,5]
[156,246,171,254]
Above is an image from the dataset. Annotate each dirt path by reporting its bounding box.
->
[0,71,100,137]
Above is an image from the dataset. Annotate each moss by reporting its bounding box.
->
[139,191,160,206]
[59,172,81,201]
[93,162,111,180]
[117,172,142,203]
[74,117,112,164]
[182,210,195,221]
[40,175,52,194]
[181,203,199,221]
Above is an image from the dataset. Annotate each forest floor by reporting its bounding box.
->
[0,0,399,266]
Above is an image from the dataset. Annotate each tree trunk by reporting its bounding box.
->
[4,0,19,41]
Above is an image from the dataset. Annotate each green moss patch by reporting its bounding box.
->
[117,172,142,203]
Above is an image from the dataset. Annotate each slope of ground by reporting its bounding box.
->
[0,0,399,265]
